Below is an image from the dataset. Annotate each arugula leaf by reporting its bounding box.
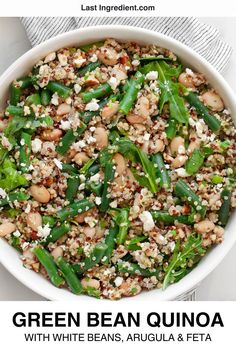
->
[142,61,189,124]
[163,233,205,289]
[125,235,147,251]
[0,159,28,192]
[109,208,130,245]
[185,148,205,175]
[116,138,158,193]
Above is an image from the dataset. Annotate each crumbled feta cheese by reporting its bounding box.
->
[108,76,118,90]
[60,120,71,130]
[73,57,86,68]
[189,117,196,127]
[25,203,31,214]
[23,106,31,116]
[32,138,42,153]
[37,224,51,239]
[74,84,82,94]
[0,188,7,198]
[109,200,117,208]
[95,197,102,205]
[1,136,12,150]
[114,276,123,287]
[44,52,56,63]
[186,68,194,76]
[89,127,96,132]
[132,59,140,66]
[13,230,21,237]
[53,158,63,170]
[58,53,68,66]
[143,133,150,141]
[85,99,99,111]
[89,54,98,62]
[72,140,86,150]
[51,93,59,106]
[145,71,158,81]
[90,173,100,183]
[78,183,85,191]
[139,211,155,232]
[175,168,189,177]
[178,145,185,154]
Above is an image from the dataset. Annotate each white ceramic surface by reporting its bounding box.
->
[0,22,236,301]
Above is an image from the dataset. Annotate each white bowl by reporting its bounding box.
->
[0,25,236,301]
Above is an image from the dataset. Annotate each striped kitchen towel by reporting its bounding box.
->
[21,17,232,73]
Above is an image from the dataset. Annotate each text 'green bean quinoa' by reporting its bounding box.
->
[0,38,235,299]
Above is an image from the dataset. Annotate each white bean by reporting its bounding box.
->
[101,101,119,120]
[97,47,119,66]
[26,212,42,231]
[41,129,62,141]
[113,153,126,175]
[73,152,89,166]
[51,246,63,260]
[0,222,16,237]
[81,278,100,289]
[83,226,96,239]
[137,96,150,118]
[178,72,195,88]
[94,127,108,150]
[126,114,146,124]
[194,219,215,233]
[30,185,51,203]
[172,155,187,168]
[170,136,185,155]
[201,91,224,112]
[57,103,71,116]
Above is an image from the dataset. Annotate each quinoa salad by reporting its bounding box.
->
[0,38,235,300]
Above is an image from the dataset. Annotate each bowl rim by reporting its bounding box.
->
[0,24,236,301]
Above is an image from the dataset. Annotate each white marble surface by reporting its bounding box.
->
[0,17,235,301]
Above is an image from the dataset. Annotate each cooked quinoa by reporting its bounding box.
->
[0,38,235,299]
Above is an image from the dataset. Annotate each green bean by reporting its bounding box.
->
[61,163,79,175]
[175,180,206,218]
[81,83,112,103]
[165,118,177,139]
[152,153,171,189]
[17,76,33,89]
[73,243,108,274]
[57,199,95,221]
[117,261,160,277]
[103,225,119,264]
[112,209,130,245]
[25,93,41,106]
[42,223,71,246]
[87,182,103,196]
[41,89,51,106]
[19,132,31,173]
[42,215,56,227]
[87,164,100,176]
[57,257,83,294]
[77,61,100,77]
[79,158,96,175]
[47,81,72,98]
[10,84,21,105]
[79,41,104,53]
[151,210,195,225]
[119,71,145,115]
[65,176,80,202]
[0,191,29,207]
[185,148,204,175]
[185,92,221,132]
[6,105,24,116]
[218,188,232,226]
[99,161,114,213]
[33,247,65,287]
[56,122,87,156]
